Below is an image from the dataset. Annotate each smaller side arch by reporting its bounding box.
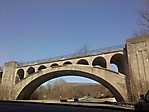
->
[92,57,107,68]
[0,71,3,83]
[0,72,3,79]
[50,63,59,67]
[63,61,72,65]
[77,59,89,65]
[38,65,47,71]
[110,53,124,74]
[17,69,24,80]
[0,67,2,78]
[27,67,35,75]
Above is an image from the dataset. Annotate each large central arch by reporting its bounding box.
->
[13,65,128,102]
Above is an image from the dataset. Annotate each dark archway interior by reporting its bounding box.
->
[27,67,35,75]
[63,61,72,65]
[17,69,24,80]
[0,72,3,78]
[38,65,47,71]
[110,54,124,74]
[77,59,89,65]
[16,70,124,102]
[92,57,107,68]
[51,63,59,67]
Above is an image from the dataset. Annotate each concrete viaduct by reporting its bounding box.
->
[0,35,149,103]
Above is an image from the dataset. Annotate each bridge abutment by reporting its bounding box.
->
[0,62,18,100]
[126,35,149,103]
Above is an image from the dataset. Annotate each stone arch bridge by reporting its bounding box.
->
[0,36,149,103]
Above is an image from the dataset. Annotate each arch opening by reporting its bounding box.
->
[30,76,114,101]
[51,63,59,67]
[38,65,47,71]
[110,54,124,74]
[0,71,2,83]
[0,67,2,78]
[63,61,72,65]
[77,59,89,65]
[16,70,125,102]
[27,67,35,75]
[0,72,3,79]
[92,57,107,68]
[17,69,24,80]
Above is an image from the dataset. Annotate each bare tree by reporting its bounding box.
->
[30,85,49,100]
[51,79,66,99]
[140,0,149,33]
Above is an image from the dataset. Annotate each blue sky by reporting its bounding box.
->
[0,0,143,82]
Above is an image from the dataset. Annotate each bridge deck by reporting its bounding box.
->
[19,45,123,66]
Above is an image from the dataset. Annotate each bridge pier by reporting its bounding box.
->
[0,62,18,100]
[126,35,149,103]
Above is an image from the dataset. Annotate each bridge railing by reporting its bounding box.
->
[18,44,124,66]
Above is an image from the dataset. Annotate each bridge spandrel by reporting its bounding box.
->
[15,49,125,81]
